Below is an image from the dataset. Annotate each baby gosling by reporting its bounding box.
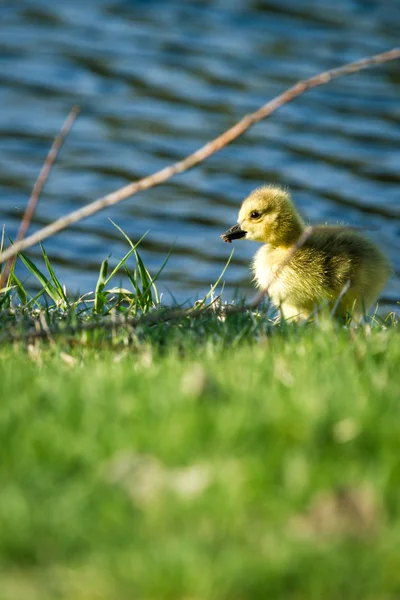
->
[221,186,391,321]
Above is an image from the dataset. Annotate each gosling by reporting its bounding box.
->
[221,186,391,321]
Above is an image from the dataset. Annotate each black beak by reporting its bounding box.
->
[220,224,246,243]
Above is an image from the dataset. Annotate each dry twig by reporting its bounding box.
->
[0,106,79,288]
[0,48,398,264]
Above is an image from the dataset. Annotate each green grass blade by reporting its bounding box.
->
[103,229,149,287]
[197,249,234,308]
[6,235,60,304]
[109,220,149,251]
[140,243,175,306]
[94,258,109,314]
[123,265,140,314]
[24,288,48,309]
[0,285,14,294]
[18,251,62,304]
[0,225,5,254]
[134,248,154,309]
[39,243,68,306]
[109,221,157,311]
[123,264,139,294]
[0,285,15,309]
[10,273,27,305]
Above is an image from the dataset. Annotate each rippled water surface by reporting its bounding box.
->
[1,0,399,306]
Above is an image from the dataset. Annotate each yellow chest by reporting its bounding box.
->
[252,245,290,302]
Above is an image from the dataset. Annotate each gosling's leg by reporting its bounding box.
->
[279,303,311,323]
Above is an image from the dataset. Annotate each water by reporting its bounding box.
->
[1,0,399,307]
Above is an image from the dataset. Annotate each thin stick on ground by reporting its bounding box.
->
[0,227,315,344]
[0,106,80,289]
[0,48,399,265]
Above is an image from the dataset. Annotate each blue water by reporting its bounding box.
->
[1,0,399,306]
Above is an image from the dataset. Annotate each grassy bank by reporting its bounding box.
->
[1,233,399,598]
[0,321,399,599]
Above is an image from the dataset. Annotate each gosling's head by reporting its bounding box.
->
[221,185,305,246]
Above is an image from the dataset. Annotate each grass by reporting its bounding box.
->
[0,234,399,599]
[1,325,400,599]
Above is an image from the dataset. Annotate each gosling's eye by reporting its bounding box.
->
[250,211,261,219]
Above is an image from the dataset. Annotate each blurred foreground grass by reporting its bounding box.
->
[0,321,399,600]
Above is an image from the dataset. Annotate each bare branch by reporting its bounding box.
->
[0,106,80,288]
[0,48,398,264]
